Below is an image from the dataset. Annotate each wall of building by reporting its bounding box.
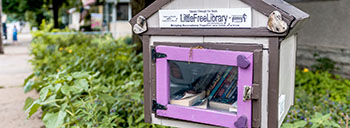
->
[289,0,350,77]
[69,12,81,31]
[109,21,132,39]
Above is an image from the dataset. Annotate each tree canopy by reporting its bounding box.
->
[2,0,75,27]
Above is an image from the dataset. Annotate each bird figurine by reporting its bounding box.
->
[267,11,288,33]
[133,16,148,34]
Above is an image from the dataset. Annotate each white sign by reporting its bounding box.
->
[159,8,252,28]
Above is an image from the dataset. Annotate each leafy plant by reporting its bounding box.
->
[24,26,165,128]
[311,54,338,72]
[282,69,350,127]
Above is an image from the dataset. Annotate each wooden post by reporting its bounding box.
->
[0,0,4,54]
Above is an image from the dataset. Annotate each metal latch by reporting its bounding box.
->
[151,48,167,62]
[243,86,252,101]
[152,100,167,112]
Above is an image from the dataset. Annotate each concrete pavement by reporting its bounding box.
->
[0,34,44,127]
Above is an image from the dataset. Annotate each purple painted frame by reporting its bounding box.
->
[155,46,253,128]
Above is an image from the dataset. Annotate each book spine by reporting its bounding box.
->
[215,68,235,98]
[206,66,226,96]
[222,76,237,98]
[228,86,238,103]
[225,75,238,99]
[229,90,238,104]
[208,67,233,100]
[227,85,238,100]
[212,68,233,98]
[221,70,238,98]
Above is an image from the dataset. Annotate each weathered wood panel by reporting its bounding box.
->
[279,35,297,126]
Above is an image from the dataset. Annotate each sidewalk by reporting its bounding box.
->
[0,34,44,127]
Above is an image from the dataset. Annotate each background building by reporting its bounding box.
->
[287,0,350,77]
[68,0,132,39]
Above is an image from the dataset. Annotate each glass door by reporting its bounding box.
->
[155,45,253,128]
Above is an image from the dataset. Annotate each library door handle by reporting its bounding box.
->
[243,86,252,101]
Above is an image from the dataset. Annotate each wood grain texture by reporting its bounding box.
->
[268,37,280,128]
[142,35,152,123]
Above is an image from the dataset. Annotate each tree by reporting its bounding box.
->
[131,0,155,53]
[52,0,64,28]
[2,0,75,28]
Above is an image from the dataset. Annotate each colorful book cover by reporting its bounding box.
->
[215,68,236,98]
[224,75,238,99]
[228,87,238,103]
[206,66,226,96]
[221,70,238,98]
[208,66,233,100]
[212,68,232,98]
[222,74,238,99]
[227,85,238,100]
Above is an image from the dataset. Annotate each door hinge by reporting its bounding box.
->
[152,100,167,112]
[151,48,167,63]
[252,84,261,100]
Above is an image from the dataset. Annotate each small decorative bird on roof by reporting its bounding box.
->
[267,11,288,33]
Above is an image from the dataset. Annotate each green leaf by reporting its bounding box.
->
[99,94,115,104]
[24,81,35,93]
[39,86,50,101]
[127,116,133,126]
[281,123,293,128]
[135,114,144,123]
[23,73,35,86]
[72,72,89,79]
[26,100,41,118]
[23,97,34,111]
[43,110,67,128]
[98,106,108,113]
[293,120,307,127]
[74,79,89,91]
[61,85,71,96]
[53,83,62,93]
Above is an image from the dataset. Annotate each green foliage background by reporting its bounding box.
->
[24,27,165,127]
[281,69,350,127]
[23,24,350,128]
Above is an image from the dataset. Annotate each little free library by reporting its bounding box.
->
[129,0,309,128]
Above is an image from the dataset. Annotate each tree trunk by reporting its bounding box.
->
[52,0,60,28]
[131,0,155,53]
[0,0,4,54]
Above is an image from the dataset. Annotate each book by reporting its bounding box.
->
[206,66,226,96]
[223,74,238,99]
[222,71,238,98]
[227,85,238,99]
[215,68,237,98]
[209,101,237,113]
[208,67,233,100]
[170,91,206,107]
[228,88,238,104]
[193,99,208,109]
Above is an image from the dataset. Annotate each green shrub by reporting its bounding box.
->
[24,29,164,127]
[282,69,350,128]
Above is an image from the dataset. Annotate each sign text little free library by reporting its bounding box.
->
[159,8,252,28]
